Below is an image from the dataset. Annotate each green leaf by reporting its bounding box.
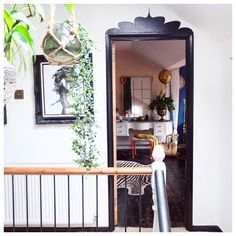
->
[30,4,45,22]
[14,41,27,74]
[4,9,14,31]
[12,25,35,50]
[64,4,75,14]
[4,40,14,63]
[12,31,31,53]
[10,10,35,29]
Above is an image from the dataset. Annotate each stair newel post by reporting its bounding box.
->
[151,144,171,232]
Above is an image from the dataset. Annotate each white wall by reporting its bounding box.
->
[218,38,232,232]
[4,4,232,231]
[192,33,232,232]
[192,32,222,227]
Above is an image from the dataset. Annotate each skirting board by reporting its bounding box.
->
[187,225,223,232]
[5,225,223,232]
[4,227,111,232]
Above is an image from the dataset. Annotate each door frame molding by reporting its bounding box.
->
[105,14,194,231]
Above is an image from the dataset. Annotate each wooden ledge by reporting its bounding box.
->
[4,167,152,176]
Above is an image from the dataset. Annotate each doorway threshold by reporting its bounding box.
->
[113,227,188,232]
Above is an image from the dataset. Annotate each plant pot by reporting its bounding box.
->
[42,22,82,64]
[157,108,167,121]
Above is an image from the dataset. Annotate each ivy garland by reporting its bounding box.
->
[68,22,99,169]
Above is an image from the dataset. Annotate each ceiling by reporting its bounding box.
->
[114,4,232,70]
[165,4,232,42]
[115,40,186,70]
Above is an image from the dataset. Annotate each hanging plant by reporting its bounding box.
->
[59,5,98,168]
[70,24,98,168]
[41,4,83,65]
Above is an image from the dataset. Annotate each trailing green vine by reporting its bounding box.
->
[57,4,99,169]
[68,22,99,169]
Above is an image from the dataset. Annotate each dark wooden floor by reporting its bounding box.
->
[164,156,185,227]
[117,149,185,227]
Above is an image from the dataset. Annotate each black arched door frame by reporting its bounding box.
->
[105,14,194,231]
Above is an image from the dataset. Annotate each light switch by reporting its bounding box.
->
[14,90,24,99]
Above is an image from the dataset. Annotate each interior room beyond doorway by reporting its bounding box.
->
[114,40,187,227]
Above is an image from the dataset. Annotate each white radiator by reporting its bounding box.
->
[4,174,105,227]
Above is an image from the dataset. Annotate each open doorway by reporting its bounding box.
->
[114,40,186,227]
[105,14,193,231]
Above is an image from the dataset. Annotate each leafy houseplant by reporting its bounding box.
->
[70,24,98,169]
[4,4,45,72]
[61,5,98,169]
[148,91,175,121]
[4,4,45,104]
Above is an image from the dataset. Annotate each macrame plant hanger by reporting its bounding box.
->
[41,4,82,65]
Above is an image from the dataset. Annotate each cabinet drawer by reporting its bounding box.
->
[153,122,172,136]
[117,124,124,129]
[154,124,165,135]
[116,123,129,136]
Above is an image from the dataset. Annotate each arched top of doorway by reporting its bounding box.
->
[106,13,193,36]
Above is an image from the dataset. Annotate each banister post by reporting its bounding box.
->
[151,144,170,232]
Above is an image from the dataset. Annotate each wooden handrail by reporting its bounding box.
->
[4,167,152,175]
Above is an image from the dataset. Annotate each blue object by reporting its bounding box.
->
[177,66,186,143]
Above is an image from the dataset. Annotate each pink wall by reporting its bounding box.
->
[115,50,165,115]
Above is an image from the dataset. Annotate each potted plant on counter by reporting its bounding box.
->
[148,91,175,121]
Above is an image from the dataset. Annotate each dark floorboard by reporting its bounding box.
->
[117,149,185,227]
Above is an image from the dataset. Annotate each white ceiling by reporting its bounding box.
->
[115,4,232,70]
[165,4,232,42]
[115,40,186,70]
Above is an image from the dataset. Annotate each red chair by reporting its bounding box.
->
[130,138,153,160]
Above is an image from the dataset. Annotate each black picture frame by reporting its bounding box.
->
[34,55,77,124]
[4,105,7,125]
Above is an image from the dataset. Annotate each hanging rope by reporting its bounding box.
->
[49,3,55,30]
[41,4,82,65]
[71,6,77,37]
